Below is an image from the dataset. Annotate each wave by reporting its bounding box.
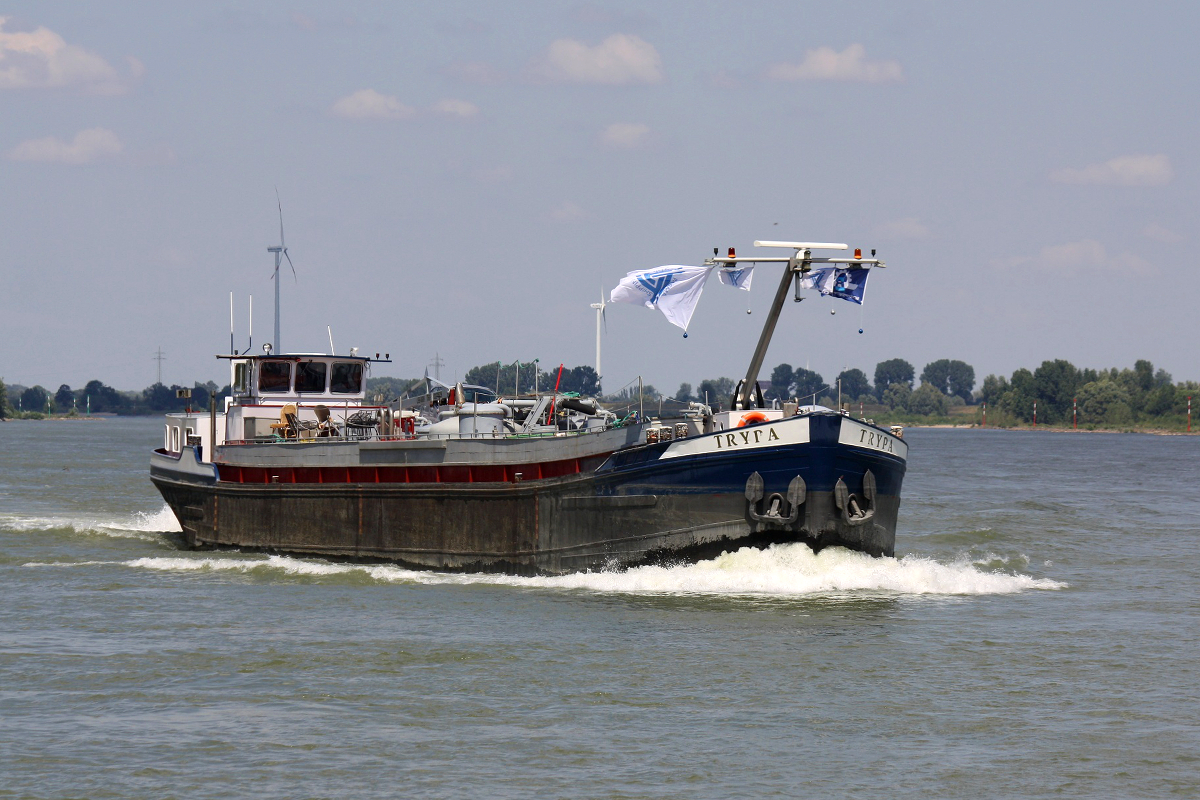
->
[112,543,1064,597]
[117,505,182,533]
[0,504,181,539]
[511,545,1063,596]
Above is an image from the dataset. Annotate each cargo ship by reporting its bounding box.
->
[150,240,907,574]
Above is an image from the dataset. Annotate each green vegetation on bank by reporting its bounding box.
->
[0,376,421,418]
[2,379,227,418]
[5,357,1194,432]
[976,359,1196,431]
[463,362,600,397]
[662,357,1194,433]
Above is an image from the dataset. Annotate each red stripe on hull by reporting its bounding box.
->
[215,454,606,485]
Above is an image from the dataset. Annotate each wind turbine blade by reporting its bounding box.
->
[276,187,286,248]
[284,250,297,283]
[602,305,607,334]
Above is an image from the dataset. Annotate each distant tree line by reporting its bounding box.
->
[5,357,1193,430]
[463,361,601,397]
[3,379,229,418]
[670,358,977,414]
[660,356,1195,429]
[0,362,604,418]
[979,359,1195,427]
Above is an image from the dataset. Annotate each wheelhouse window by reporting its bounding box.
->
[259,361,292,393]
[330,362,363,394]
[233,362,250,393]
[295,361,327,393]
[463,386,497,404]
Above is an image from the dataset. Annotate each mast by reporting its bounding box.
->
[269,244,282,353]
[735,248,811,410]
[589,290,606,381]
[267,193,294,355]
[595,301,602,378]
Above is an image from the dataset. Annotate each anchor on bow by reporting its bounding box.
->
[834,470,876,526]
[744,471,806,532]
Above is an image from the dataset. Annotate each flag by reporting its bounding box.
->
[798,267,870,304]
[610,265,714,331]
[718,264,754,291]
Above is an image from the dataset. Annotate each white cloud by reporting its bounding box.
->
[766,44,902,83]
[332,91,479,121]
[600,122,650,148]
[433,98,479,119]
[1142,223,1184,243]
[1050,154,1173,186]
[997,239,1154,276]
[548,201,588,222]
[533,34,663,85]
[330,89,415,120]
[8,127,122,164]
[0,16,124,94]
[876,217,930,239]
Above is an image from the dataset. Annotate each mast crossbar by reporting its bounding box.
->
[709,257,885,266]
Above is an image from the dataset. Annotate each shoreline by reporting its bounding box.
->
[905,423,1192,436]
[1,416,109,422]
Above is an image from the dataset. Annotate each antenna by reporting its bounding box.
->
[327,326,335,355]
[268,189,297,354]
[230,292,235,355]
[248,295,253,354]
[153,347,166,385]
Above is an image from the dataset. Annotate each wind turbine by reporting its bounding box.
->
[267,190,297,353]
[589,288,607,380]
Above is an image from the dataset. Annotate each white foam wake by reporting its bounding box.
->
[117,543,1064,597]
[505,544,1063,596]
[116,505,182,533]
[1,504,181,538]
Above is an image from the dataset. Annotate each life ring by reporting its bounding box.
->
[737,412,769,427]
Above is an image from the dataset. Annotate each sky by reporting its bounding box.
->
[1,1,1196,397]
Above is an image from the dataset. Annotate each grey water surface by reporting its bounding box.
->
[1,418,1197,799]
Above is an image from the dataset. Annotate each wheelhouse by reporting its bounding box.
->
[229,355,368,402]
[213,353,386,446]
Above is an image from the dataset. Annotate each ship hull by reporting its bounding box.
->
[151,413,906,575]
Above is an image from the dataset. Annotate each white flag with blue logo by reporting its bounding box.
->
[717,264,754,291]
[610,265,714,331]
[798,267,870,305]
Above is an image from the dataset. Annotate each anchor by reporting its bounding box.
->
[834,470,876,526]
[744,471,806,532]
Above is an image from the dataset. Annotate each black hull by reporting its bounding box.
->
[152,475,901,575]
[151,414,906,575]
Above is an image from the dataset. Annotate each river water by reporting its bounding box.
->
[1,418,1197,799]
